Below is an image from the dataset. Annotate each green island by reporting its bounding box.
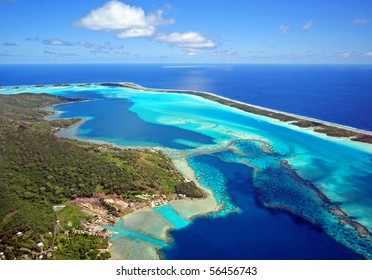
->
[103,82,372,144]
[0,93,203,260]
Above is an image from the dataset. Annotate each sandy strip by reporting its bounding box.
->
[169,157,220,220]
[117,82,372,136]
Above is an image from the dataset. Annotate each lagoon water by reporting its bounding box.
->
[1,64,372,130]
[1,64,371,259]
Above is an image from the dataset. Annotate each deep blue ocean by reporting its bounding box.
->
[163,154,360,260]
[0,64,371,130]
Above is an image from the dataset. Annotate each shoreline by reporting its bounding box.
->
[44,102,221,260]
[20,83,372,259]
[105,82,372,142]
[3,82,372,138]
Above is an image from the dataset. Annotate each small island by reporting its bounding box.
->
[101,82,372,144]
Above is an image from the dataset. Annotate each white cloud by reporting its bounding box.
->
[155,32,216,49]
[43,39,73,46]
[353,18,369,25]
[303,20,313,31]
[117,26,155,38]
[278,25,290,35]
[77,40,122,50]
[365,52,372,56]
[75,1,216,53]
[76,0,173,38]
[339,51,353,58]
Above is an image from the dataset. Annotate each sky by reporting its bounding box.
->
[0,0,372,64]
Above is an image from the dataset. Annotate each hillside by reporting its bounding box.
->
[0,93,202,260]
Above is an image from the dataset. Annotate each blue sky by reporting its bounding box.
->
[1,0,371,63]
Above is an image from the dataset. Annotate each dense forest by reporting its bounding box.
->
[0,93,202,259]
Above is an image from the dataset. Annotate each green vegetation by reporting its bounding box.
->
[175,181,204,198]
[57,204,88,230]
[193,93,297,122]
[353,134,372,144]
[313,125,357,137]
[54,232,110,260]
[291,120,321,128]
[291,120,372,144]
[0,93,202,259]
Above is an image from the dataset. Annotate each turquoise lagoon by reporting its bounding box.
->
[2,84,372,259]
